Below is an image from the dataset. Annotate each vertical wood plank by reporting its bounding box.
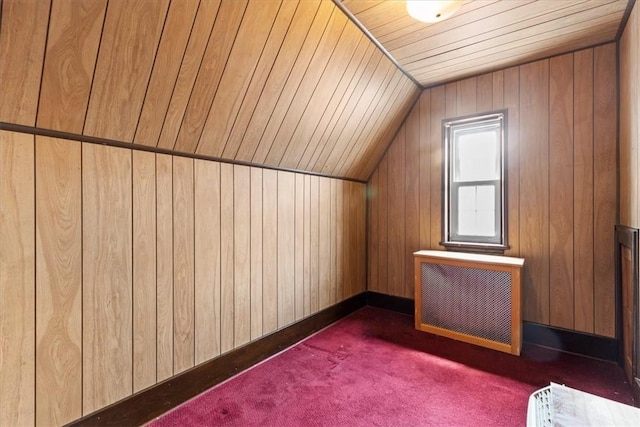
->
[132,150,157,392]
[134,0,200,146]
[388,127,406,297]
[295,174,305,318]
[405,104,420,298]
[356,183,367,295]
[519,60,550,324]
[234,165,251,347]
[330,179,338,304]
[37,0,106,133]
[0,131,35,426]
[549,54,574,330]
[430,85,445,251]
[0,0,51,125]
[456,77,477,116]
[220,163,235,351]
[156,154,173,381]
[263,169,279,332]
[251,168,264,338]
[344,181,354,298]
[194,159,221,363]
[82,144,132,414]
[492,71,504,110]
[84,0,169,141]
[318,177,332,309]
[419,90,431,250]
[309,175,320,313]
[476,73,493,112]
[278,171,296,326]
[593,43,617,338]
[368,169,379,292]
[336,180,346,300]
[172,157,195,373]
[35,136,82,426]
[573,49,595,333]
[445,82,457,118]
[303,175,312,316]
[377,155,389,295]
[504,67,520,258]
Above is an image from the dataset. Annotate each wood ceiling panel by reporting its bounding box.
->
[37,0,106,134]
[84,0,169,142]
[133,0,200,147]
[0,0,51,126]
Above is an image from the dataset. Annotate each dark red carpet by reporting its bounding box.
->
[149,307,634,426]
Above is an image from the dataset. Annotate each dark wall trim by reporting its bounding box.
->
[0,122,367,184]
[616,0,636,41]
[367,291,414,316]
[66,293,367,427]
[369,291,619,363]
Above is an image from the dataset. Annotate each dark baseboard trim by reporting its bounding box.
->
[522,322,619,363]
[66,292,366,427]
[368,292,619,363]
[366,291,414,315]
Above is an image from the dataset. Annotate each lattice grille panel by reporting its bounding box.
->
[421,263,512,344]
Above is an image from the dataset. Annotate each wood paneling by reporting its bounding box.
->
[0,132,366,424]
[340,0,627,87]
[37,0,106,133]
[549,55,574,330]
[0,0,50,125]
[0,131,35,427]
[82,144,132,414]
[0,0,418,181]
[368,46,618,338]
[132,150,157,392]
[83,0,169,141]
[35,137,82,426]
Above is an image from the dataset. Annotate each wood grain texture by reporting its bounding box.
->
[368,168,379,292]
[0,131,35,426]
[504,66,520,258]
[173,0,247,153]
[35,136,82,426]
[278,171,296,327]
[262,169,279,334]
[37,0,106,133]
[132,150,157,392]
[194,159,221,364]
[429,86,445,251]
[0,0,50,125]
[418,90,431,250]
[303,175,312,315]
[172,156,195,373]
[82,143,132,414]
[197,0,283,157]
[295,174,305,318]
[220,163,235,352]
[310,175,320,313]
[573,49,595,333]
[155,154,174,381]
[329,180,338,304]
[156,0,221,150]
[549,54,574,330]
[405,105,420,298]
[83,0,169,141]
[519,60,550,325]
[318,177,332,309]
[377,155,389,295]
[234,165,251,347]
[134,0,200,147]
[251,168,264,338]
[387,125,406,297]
[593,43,617,338]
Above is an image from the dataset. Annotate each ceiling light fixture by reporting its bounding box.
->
[406,0,464,23]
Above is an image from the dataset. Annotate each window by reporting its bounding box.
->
[442,111,507,252]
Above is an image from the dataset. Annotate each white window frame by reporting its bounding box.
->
[442,111,508,253]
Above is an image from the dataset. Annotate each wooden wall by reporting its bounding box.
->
[368,44,617,337]
[620,1,639,229]
[0,0,420,181]
[0,131,366,426]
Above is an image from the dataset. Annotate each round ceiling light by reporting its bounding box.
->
[406,0,464,23]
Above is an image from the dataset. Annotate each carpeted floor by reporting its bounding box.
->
[149,307,635,426]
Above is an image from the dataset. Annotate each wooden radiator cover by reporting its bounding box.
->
[414,250,525,355]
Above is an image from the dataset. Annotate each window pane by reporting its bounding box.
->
[457,185,495,237]
[453,128,499,182]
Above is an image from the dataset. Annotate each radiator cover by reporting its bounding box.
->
[414,250,524,355]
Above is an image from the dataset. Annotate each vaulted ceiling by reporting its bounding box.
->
[0,0,631,181]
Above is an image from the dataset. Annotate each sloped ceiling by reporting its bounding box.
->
[0,1,631,181]
[339,0,629,87]
[0,0,420,181]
